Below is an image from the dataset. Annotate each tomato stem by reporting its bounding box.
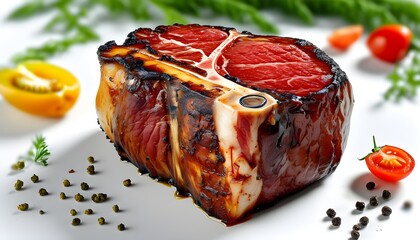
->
[358,136,383,161]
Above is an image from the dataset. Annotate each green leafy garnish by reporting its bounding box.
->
[13,135,51,169]
[6,0,420,100]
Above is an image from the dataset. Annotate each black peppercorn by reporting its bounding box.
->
[366,181,375,190]
[353,224,362,231]
[403,200,412,210]
[382,206,392,216]
[359,216,369,226]
[369,196,378,206]
[331,217,341,227]
[351,230,360,239]
[326,208,336,218]
[355,201,365,211]
[382,190,391,200]
[39,210,45,215]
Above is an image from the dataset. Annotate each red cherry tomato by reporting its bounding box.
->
[367,24,413,63]
[328,25,364,51]
[360,136,415,182]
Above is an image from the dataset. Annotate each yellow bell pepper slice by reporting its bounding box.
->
[0,61,80,118]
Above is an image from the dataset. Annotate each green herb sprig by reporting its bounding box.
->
[12,135,51,169]
[6,0,420,100]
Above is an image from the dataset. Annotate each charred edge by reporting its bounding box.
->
[241,30,253,35]
[97,40,117,55]
[223,74,246,86]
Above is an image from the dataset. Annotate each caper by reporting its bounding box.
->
[123,179,132,187]
[12,160,25,170]
[70,209,77,216]
[81,182,89,191]
[75,193,84,202]
[39,188,48,196]
[91,193,108,203]
[87,165,95,175]
[112,204,120,213]
[87,156,95,164]
[60,192,66,200]
[117,223,125,231]
[72,218,81,226]
[84,209,93,215]
[31,174,39,183]
[17,203,29,211]
[14,179,24,191]
[63,179,71,187]
[98,217,106,225]
[39,210,45,215]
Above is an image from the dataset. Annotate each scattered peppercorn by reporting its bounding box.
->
[326,208,336,218]
[12,160,25,170]
[366,181,376,190]
[359,216,369,226]
[70,209,77,216]
[75,193,84,202]
[355,201,365,211]
[39,188,48,196]
[403,200,412,210]
[123,179,132,187]
[31,174,39,183]
[69,169,75,173]
[91,193,108,203]
[84,209,93,215]
[369,196,378,206]
[39,210,45,215]
[88,156,95,164]
[60,192,66,200]
[353,224,362,231]
[63,179,71,187]
[14,179,24,191]
[382,190,391,200]
[72,218,81,226]
[81,182,89,191]
[98,217,106,225]
[351,230,360,239]
[331,217,341,227]
[382,206,392,216]
[17,203,29,211]
[87,165,95,175]
[117,223,125,231]
[112,204,120,213]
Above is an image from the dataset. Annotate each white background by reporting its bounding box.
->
[1,1,419,239]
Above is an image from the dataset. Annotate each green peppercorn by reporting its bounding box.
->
[98,217,106,225]
[14,179,24,191]
[112,204,120,213]
[39,210,45,215]
[84,209,93,215]
[75,193,84,202]
[17,203,29,211]
[72,218,81,226]
[31,174,39,183]
[88,156,95,164]
[60,192,66,200]
[87,165,95,175]
[117,223,125,231]
[81,182,89,191]
[123,179,132,187]
[63,179,71,187]
[91,193,108,203]
[70,209,77,216]
[12,160,25,170]
[39,188,48,196]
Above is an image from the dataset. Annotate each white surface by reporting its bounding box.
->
[1,2,419,240]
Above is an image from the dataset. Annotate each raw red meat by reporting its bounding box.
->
[96,24,353,225]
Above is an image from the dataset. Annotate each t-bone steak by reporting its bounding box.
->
[96,24,354,225]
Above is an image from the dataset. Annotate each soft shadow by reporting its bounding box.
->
[350,172,400,199]
[357,56,394,74]
[0,100,59,137]
[322,46,346,57]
